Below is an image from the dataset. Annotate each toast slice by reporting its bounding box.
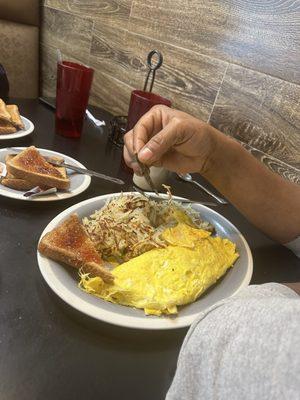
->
[6,146,70,190]
[1,173,36,191]
[1,156,32,190]
[38,214,114,283]
[3,154,68,191]
[0,120,17,135]
[0,98,12,123]
[1,169,67,191]
[3,154,67,191]
[6,105,24,130]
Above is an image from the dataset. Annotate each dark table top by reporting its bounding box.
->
[0,99,299,400]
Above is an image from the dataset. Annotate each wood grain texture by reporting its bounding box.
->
[41,44,90,98]
[41,7,93,60]
[210,64,300,169]
[89,69,133,115]
[45,0,131,27]
[241,142,300,184]
[130,0,300,84]
[90,22,228,121]
[41,44,56,98]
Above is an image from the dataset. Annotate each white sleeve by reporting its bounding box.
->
[284,236,300,258]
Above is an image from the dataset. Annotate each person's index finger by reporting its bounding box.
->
[132,107,163,154]
[137,119,179,164]
[132,122,148,154]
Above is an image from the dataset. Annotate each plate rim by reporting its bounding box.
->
[37,192,253,330]
[0,116,34,140]
[0,147,91,201]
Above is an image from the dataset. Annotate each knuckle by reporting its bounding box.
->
[123,132,132,147]
[151,104,163,112]
[152,104,169,115]
[172,116,183,127]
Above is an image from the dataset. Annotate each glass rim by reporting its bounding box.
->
[131,89,171,104]
[58,61,94,73]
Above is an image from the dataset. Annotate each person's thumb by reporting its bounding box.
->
[137,122,180,165]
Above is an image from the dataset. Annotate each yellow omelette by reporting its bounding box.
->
[79,223,239,316]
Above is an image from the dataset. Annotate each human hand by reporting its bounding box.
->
[123,105,216,175]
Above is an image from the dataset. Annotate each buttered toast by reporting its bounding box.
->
[2,154,67,191]
[0,99,12,123]
[6,146,70,190]
[6,105,24,130]
[38,214,114,283]
[0,99,24,134]
[0,120,17,135]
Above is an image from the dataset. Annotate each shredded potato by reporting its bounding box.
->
[82,193,212,263]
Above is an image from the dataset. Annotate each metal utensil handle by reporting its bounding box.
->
[63,163,124,185]
[190,180,228,204]
[149,196,218,207]
[133,155,159,196]
[132,186,217,206]
[143,50,163,92]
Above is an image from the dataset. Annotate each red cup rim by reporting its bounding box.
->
[131,90,171,104]
[58,61,94,73]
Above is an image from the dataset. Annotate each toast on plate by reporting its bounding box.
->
[6,105,24,130]
[0,98,12,123]
[0,120,17,135]
[6,146,70,190]
[2,154,67,191]
[1,173,37,191]
[38,214,114,283]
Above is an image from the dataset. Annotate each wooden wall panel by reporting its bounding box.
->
[209,65,300,169]
[130,0,300,84]
[41,44,56,98]
[44,0,132,27]
[41,7,93,60]
[90,22,228,120]
[40,1,300,182]
[90,70,133,116]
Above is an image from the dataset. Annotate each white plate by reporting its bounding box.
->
[37,193,253,330]
[0,147,91,201]
[0,116,34,140]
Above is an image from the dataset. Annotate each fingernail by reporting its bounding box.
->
[138,147,152,162]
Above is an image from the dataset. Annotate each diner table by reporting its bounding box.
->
[0,99,299,400]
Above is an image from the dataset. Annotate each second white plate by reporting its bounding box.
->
[0,116,34,140]
[0,147,91,201]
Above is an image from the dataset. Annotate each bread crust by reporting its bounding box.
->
[6,105,24,130]
[7,146,70,190]
[1,176,34,191]
[2,155,67,191]
[0,120,16,134]
[0,99,12,123]
[38,214,114,283]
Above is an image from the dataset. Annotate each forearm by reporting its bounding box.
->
[283,283,300,295]
[203,127,300,243]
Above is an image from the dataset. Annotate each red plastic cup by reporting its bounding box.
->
[55,61,94,138]
[126,90,171,131]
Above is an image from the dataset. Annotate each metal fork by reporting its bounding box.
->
[132,185,218,207]
[133,154,159,195]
